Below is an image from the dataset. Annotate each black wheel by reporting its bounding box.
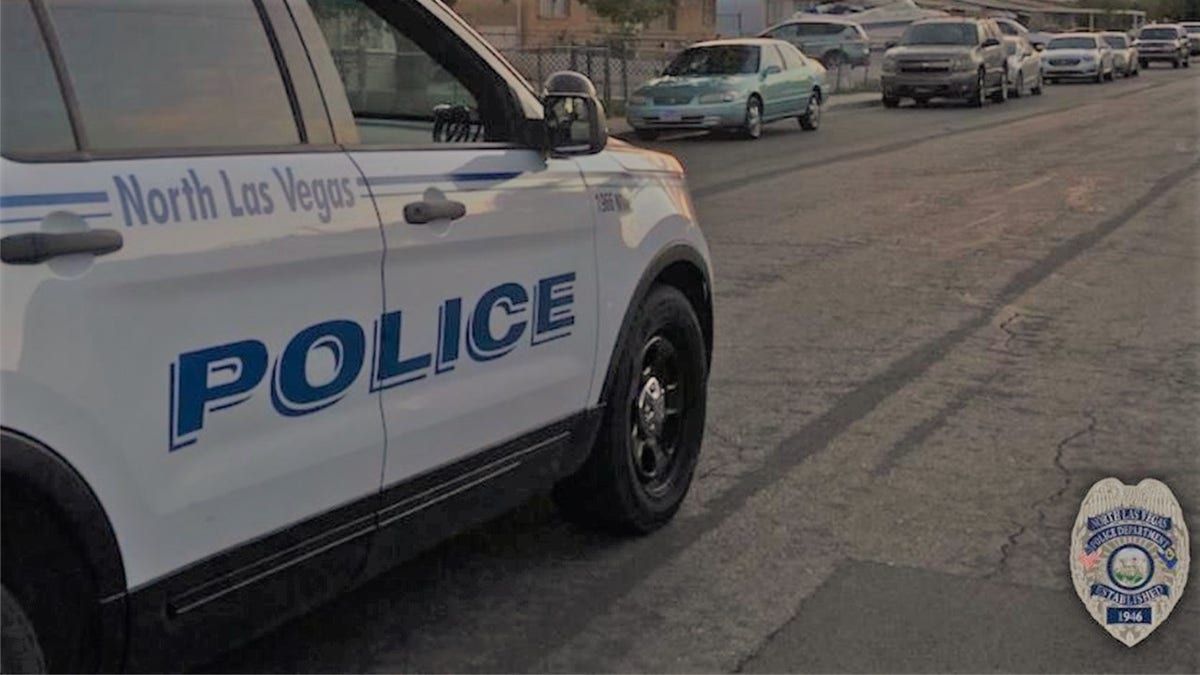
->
[821,50,846,69]
[1095,67,1104,83]
[882,94,900,108]
[1184,57,1191,68]
[970,70,986,107]
[1172,58,1180,68]
[1139,59,1148,68]
[1,586,45,674]
[553,285,708,534]
[741,96,763,139]
[634,129,660,141]
[798,89,821,130]
[913,96,930,107]
[1012,71,1024,98]
[990,71,1008,103]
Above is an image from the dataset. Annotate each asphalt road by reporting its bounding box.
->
[204,68,1200,673]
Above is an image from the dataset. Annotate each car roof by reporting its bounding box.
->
[911,16,985,25]
[1052,32,1099,38]
[690,37,787,48]
[777,15,864,26]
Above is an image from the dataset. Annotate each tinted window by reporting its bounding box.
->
[47,0,298,151]
[1,0,75,155]
[900,23,979,46]
[1139,27,1179,39]
[997,21,1019,36]
[308,0,488,145]
[665,46,760,75]
[1047,36,1099,49]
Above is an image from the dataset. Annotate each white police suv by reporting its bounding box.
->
[0,1,713,671]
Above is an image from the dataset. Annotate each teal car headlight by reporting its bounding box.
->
[698,91,738,104]
[629,94,649,105]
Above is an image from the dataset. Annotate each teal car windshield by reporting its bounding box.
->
[665,46,761,76]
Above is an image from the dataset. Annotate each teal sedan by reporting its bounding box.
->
[626,38,827,140]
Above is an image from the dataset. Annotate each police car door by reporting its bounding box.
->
[301,0,598,496]
[0,0,385,596]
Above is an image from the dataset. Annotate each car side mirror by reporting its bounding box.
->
[981,37,1001,48]
[541,71,607,157]
[761,65,783,78]
[1033,42,1045,51]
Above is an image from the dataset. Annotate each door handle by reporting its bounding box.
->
[1,229,124,264]
[403,200,466,225]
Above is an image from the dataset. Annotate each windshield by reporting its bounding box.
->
[900,23,978,46]
[1047,37,1098,49]
[664,46,760,76]
[1139,27,1178,39]
[1102,35,1127,48]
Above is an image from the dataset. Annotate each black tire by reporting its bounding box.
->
[1012,71,1024,98]
[1094,68,1104,83]
[913,96,930,107]
[1,586,46,674]
[634,129,660,141]
[882,94,900,108]
[1172,58,1180,68]
[990,71,1008,103]
[741,96,763,140]
[1184,57,1191,68]
[553,285,708,534]
[821,50,846,69]
[1139,59,1148,68]
[798,89,821,130]
[1031,71,1044,95]
[970,70,986,107]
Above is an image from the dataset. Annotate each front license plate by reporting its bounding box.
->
[660,109,682,122]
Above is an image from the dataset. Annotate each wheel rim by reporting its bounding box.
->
[629,335,685,497]
[807,96,820,126]
[747,101,762,137]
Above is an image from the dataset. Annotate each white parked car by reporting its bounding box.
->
[0,0,714,672]
[1101,31,1140,76]
[1041,33,1115,83]
[1004,33,1046,96]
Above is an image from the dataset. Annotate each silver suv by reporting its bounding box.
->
[881,17,1009,108]
[1136,24,1191,68]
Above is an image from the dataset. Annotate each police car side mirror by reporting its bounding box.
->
[543,94,607,156]
[542,71,607,157]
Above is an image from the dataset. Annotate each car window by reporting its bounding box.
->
[997,21,1019,36]
[1103,35,1127,48]
[781,43,806,70]
[46,0,299,152]
[900,23,979,46]
[762,44,784,71]
[308,0,508,145]
[1,0,76,156]
[665,45,761,75]
[766,24,799,39]
[1139,27,1179,40]
[1048,36,1099,49]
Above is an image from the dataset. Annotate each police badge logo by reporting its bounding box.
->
[1070,478,1190,646]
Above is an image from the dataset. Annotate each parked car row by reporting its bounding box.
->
[878,17,1195,108]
